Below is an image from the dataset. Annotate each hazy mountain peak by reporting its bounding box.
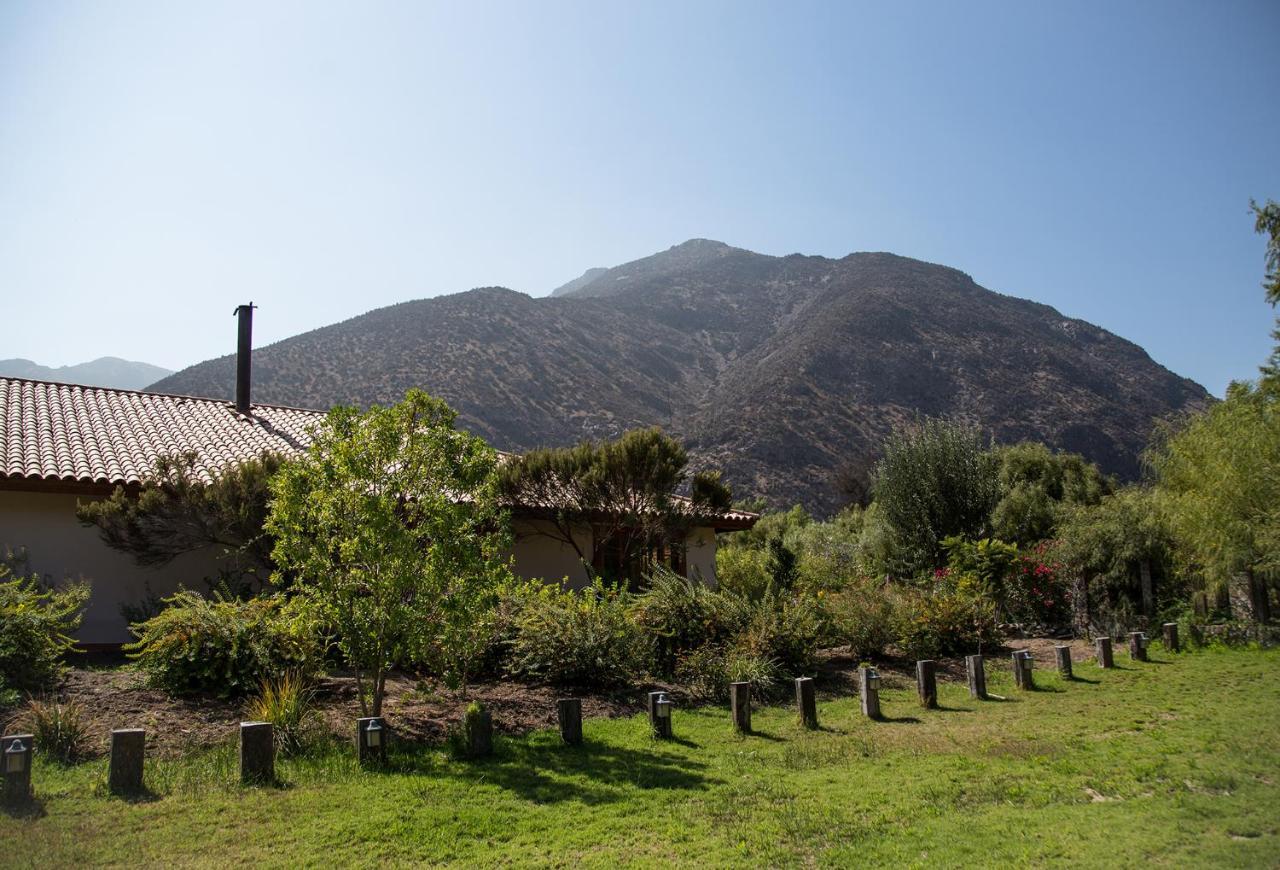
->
[0,356,173,391]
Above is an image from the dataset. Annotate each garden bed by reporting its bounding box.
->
[4,637,1095,759]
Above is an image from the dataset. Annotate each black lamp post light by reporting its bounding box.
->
[3,734,33,807]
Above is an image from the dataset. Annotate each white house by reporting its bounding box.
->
[0,375,755,646]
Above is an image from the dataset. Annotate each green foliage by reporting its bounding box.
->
[246,671,318,757]
[630,568,749,677]
[126,591,320,698]
[989,442,1112,546]
[267,390,513,716]
[675,645,783,703]
[895,578,998,660]
[505,580,648,688]
[714,545,773,600]
[0,556,89,696]
[871,418,1000,575]
[736,593,825,675]
[499,428,725,584]
[76,451,285,586]
[16,697,90,764]
[1150,384,1280,589]
[823,578,900,659]
[1255,197,1280,307]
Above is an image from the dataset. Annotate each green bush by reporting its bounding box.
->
[895,582,998,660]
[737,593,825,675]
[506,580,647,688]
[675,645,783,703]
[127,591,320,698]
[825,580,900,659]
[631,568,750,676]
[0,558,89,698]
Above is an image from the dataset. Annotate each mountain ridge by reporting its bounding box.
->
[2,356,173,391]
[149,241,1209,513]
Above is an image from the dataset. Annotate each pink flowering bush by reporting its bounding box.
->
[1003,543,1069,626]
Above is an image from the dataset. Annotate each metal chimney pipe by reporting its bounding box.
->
[233,303,256,414]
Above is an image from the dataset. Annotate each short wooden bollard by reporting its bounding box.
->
[1054,645,1072,679]
[356,716,387,765]
[648,691,673,739]
[108,728,146,795]
[1163,622,1180,653]
[1095,636,1114,668]
[239,721,275,785]
[2,733,33,807]
[795,677,818,729]
[1128,632,1148,662]
[1012,651,1034,690]
[465,706,494,758]
[557,698,583,746]
[966,654,987,699]
[916,660,937,709]
[859,667,881,719]
[730,682,752,733]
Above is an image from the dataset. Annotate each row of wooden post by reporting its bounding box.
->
[2,623,1182,806]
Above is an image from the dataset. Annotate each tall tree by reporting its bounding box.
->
[989,442,1113,546]
[498,428,730,585]
[870,418,1000,576]
[1252,198,1280,393]
[266,390,512,716]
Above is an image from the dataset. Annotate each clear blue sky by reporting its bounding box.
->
[2,1,1277,395]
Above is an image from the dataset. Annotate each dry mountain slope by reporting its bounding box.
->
[151,240,1208,513]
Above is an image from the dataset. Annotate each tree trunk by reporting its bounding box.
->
[1139,560,1154,617]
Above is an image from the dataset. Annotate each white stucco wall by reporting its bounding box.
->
[686,526,718,587]
[0,490,224,645]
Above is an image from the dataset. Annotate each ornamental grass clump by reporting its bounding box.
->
[17,696,91,764]
[246,671,319,756]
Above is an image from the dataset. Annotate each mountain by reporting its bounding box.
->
[2,356,173,391]
[550,267,608,297]
[150,240,1209,513]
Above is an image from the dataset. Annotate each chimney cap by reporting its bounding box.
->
[233,302,257,315]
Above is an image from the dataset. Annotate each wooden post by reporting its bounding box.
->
[108,728,145,795]
[1128,631,1148,662]
[794,677,818,729]
[1012,651,1034,690]
[2,733,33,807]
[965,654,987,699]
[859,667,881,719]
[916,660,937,709]
[1139,559,1155,616]
[356,716,387,765]
[647,691,673,739]
[1162,622,1180,653]
[557,698,583,745]
[465,706,493,758]
[1094,636,1114,668]
[1054,645,1072,679]
[239,721,275,785]
[730,682,752,733]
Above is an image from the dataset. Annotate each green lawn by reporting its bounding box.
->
[4,646,1279,868]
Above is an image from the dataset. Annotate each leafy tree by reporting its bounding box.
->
[1252,198,1280,392]
[1149,383,1279,617]
[870,418,1000,576]
[989,442,1113,546]
[498,428,729,585]
[1053,488,1176,631]
[266,390,513,716]
[76,451,284,587]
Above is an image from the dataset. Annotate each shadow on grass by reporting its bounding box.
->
[1,797,46,820]
[383,736,719,805]
[1066,675,1101,685]
[935,704,976,713]
[1022,684,1066,694]
[873,714,922,724]
[737,729,786,743]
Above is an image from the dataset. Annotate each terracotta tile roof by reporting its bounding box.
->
[0,377,324,487]
[0,375,757,528]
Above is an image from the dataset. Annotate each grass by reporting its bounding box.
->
[3,645,1279,868]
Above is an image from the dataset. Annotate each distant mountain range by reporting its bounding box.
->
[150,240,1210,514]
[2,356,172,391]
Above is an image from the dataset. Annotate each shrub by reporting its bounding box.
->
[246,671,318,756]
[895,582,999,660]
[506,580,647,688]
[675,645,783,703]
[0,558,89,697]
[16,697,90,763]
[715,546,773,601]
[825,580,900,659]
[127,591,320,698]
[1004,544,1069,627]
[631,568,750,676]
[737,593,825,675]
